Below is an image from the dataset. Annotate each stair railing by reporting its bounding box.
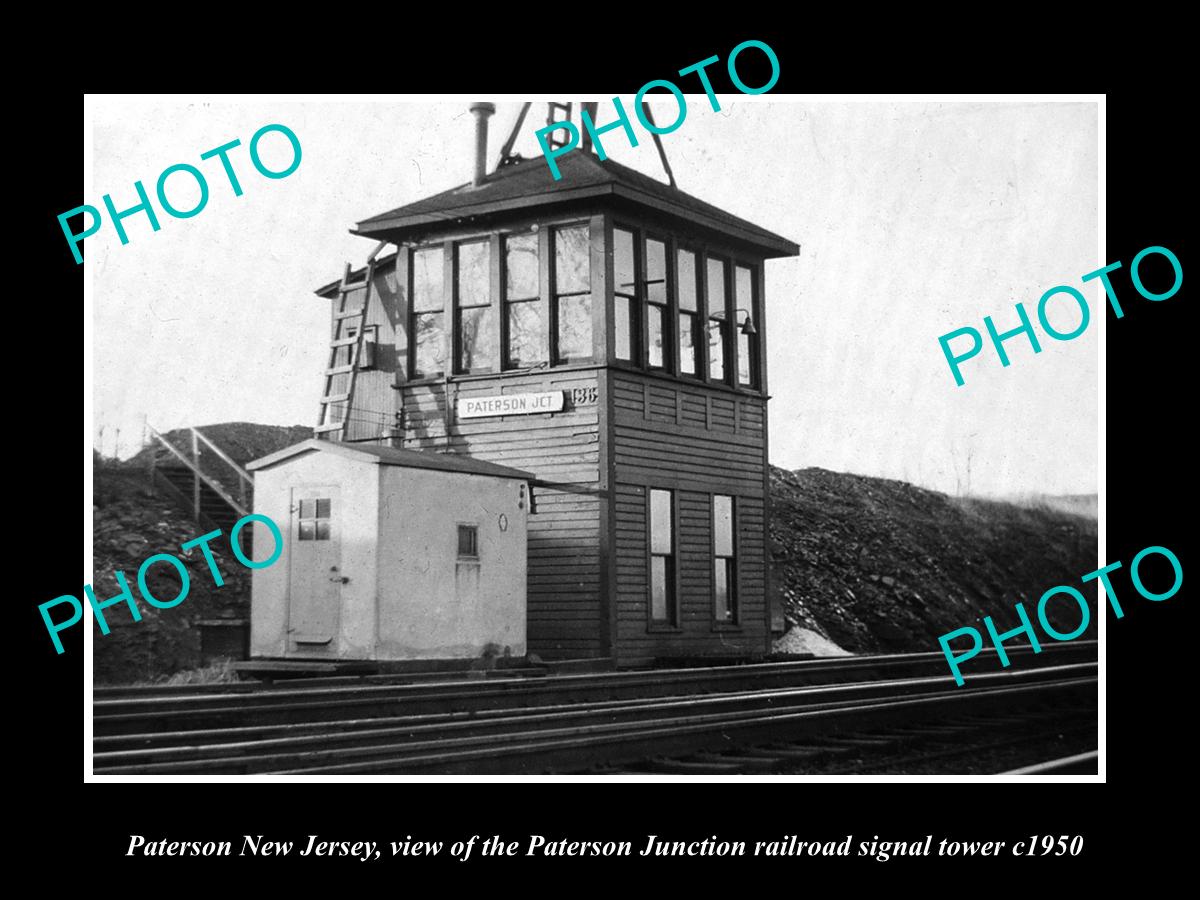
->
[190,427,253,507]
[146,423,250,521]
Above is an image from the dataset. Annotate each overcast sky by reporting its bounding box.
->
[88,97,1098,498]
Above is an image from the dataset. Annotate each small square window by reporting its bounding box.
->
[297,497,332,542]
[457,524,479,559]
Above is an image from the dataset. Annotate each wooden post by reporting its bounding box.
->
[191,429,200,523]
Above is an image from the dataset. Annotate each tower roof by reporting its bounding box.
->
[352,151,800,259]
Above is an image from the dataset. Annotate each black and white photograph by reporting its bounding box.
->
[80,93,1108,779]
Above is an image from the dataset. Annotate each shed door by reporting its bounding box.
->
[287,486,341,645]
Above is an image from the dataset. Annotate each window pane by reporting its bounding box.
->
[315,498,331,519]
[615,295,632,361]
[679,312,697,375]
[739,330,753,385]
[651,556,668,620]
[556,295,592,361]
[645,238,666,305]
[708,319,726,381]
[650,489,672,554]
[458,306,496,371]
[414,311,445,376]
[298,521,315,541]
[315,520,330,541]
[736,265,753,304]
[457,241,490,307]
[506,232,539,299]
[299,499,315,519]
[555,225,590,294]
[735,265,753,384]
[647,304,665,368]
[507,300,546,367]
[677,250,697,312]
[714,558,729,619]
[707,258,727,315]
[614,228,636,295]
[714,495,733,557]
[458,524,478,557]
[413,247,444,312]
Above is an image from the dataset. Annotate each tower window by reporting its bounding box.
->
[411,246,446,378]
[455,240,495,373]
[553,224,592,363]
[504,231,546,368]
[649,488,676,626]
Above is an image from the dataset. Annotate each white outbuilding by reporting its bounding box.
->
[246,439,532,662]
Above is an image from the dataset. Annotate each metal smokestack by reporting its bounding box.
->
[469,102,496,187]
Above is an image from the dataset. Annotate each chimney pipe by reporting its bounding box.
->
[469,102,495,187]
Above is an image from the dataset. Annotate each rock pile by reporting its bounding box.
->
[769,466,1098,654]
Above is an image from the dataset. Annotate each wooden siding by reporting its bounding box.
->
[399,368,605,658]
[609,370,769,662]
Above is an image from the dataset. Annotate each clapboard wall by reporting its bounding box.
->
[398,368,608,658]
[608,371,769,664]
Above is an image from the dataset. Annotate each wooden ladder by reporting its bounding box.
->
[314,259,377,439]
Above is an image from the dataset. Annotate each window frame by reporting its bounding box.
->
[675,243,703,380]
[711,493,740,628]
[550,222,594,365]
[457,523,480,560]
[643,232,672,372]
[705,254,732,386]
[453,238,496,375]
[612,223,640,366]
[733,261,759,389]
[502,228,547,370]
[408,242,449,380]
[297,497,333,543]
[645,486,680,630]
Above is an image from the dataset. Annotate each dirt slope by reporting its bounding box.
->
[769,466,1098,653]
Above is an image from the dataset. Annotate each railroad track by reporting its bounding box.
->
[93,643,1095,775]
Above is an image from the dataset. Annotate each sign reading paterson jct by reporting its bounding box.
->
[457,391,565,419]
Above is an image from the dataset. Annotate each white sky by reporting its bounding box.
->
[89,97,1097,497]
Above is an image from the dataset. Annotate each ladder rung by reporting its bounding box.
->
[325,365,354,376]
[321,394,350,405]
[339,280,369,293]
[334,308,365,320]
[314,422,345,434]
[330,336,358,347]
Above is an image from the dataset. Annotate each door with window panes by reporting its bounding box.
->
[288,486,341,646]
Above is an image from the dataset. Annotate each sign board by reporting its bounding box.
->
[456,391,565,419]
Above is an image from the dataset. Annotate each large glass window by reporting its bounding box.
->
[554,224,592,363]
[613,227,637,363]
[644,238,669,369]
[713,494,737,622]
[649,488,676,625]
[504,231,545,368]
[736,264,756,387]
[411,247,445,378]
[455,240,495,373]
[677,249,700,376]
[707,257,729,383]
